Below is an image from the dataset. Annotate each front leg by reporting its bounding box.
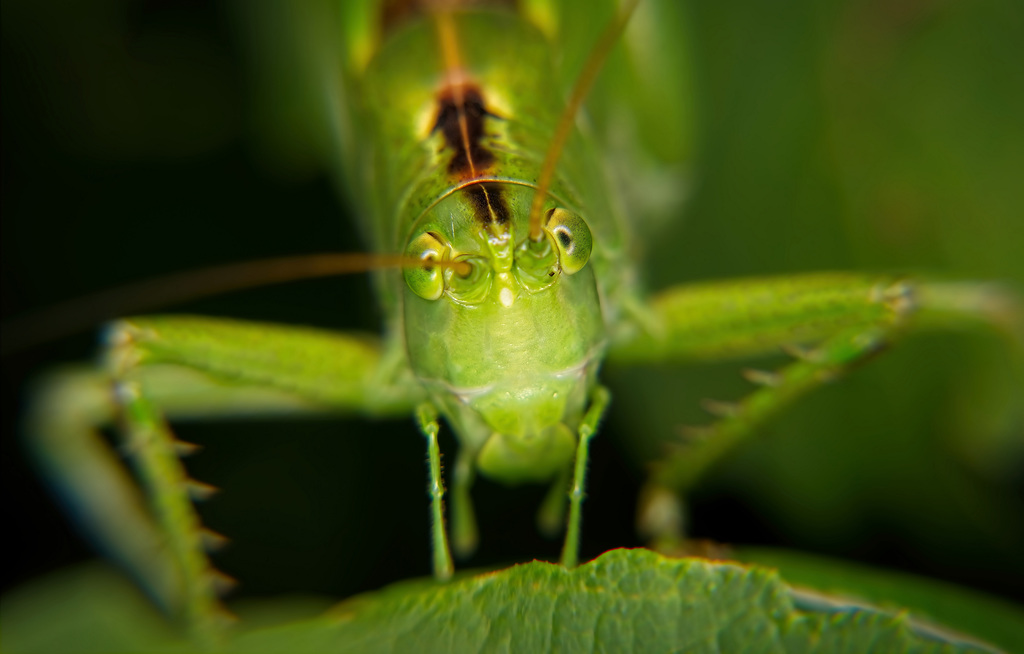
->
[25,315,423,646]
[609,274,1020,547]
[560,385,611,569]
[414,403,454,581]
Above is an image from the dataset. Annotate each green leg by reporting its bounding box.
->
[450,445,479,559]
[637,323,892,548]
[610,274,1019,365]
[560,385,611,569]
[115,379,227,650]
[25,366,179,610]
[608,274,1020,545]
[650,323,890,494]
[26,315,423,646]
[415,403,454,581]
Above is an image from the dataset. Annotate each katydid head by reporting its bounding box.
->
[401,182,605,485]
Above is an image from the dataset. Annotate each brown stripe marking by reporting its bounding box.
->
[433,84,496,177]
[463,183,510,227]
[429,11,506,231]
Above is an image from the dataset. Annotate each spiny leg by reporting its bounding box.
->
[653,323,890,496]
[114,379,228,649]
[25,367,180,610]
[641,323,891,552]
[609,274,1021,548]
[104,316,417,644]
[415,403,454,580]
[29,366,241,649]
[560,385,611,569]
[26,315,422,646]
[656,281,1022,499]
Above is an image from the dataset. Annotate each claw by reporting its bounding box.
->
[676,425,712,442]
[174,439,202,456]
[200,527,230,552]
[700,398,739,418]
[742,368,780,387]
[780,343,816,361]
[207,568,238,596]
[186,479,220,501]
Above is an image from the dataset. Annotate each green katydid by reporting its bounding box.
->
[4,0,1022,649]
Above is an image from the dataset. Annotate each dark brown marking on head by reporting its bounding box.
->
[433,85,497,177]
[464,183,510,227]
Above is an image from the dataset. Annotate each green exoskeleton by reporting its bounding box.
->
[11,0,1021,648]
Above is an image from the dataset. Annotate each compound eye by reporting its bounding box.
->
[404,231,448,300]
[545,208,592,275]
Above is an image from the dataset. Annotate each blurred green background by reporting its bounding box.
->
[2,0,1022,613]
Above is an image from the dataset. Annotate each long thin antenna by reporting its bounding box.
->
[527,0,640,241]
[2,253,468,355]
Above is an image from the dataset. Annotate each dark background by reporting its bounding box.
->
[3,0,1022,611]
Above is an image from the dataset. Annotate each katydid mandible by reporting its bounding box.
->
[15,0,1020,647]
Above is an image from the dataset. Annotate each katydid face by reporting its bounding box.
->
[402,182,606,484]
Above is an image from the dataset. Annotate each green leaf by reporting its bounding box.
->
[3,550,1006,653]
[735,547,1024,654]
[233,549,999,653]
